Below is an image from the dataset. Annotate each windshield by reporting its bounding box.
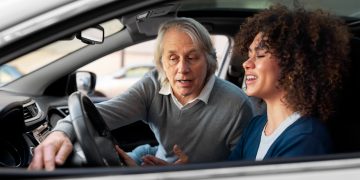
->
[1,0,359,87]
[0,19,123,87]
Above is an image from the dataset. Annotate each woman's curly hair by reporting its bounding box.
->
[234,4,351,121]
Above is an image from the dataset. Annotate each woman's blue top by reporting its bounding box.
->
[228,114,332,160]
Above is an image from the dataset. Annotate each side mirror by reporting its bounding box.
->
[67,71,96,95]
[76,25,104,45]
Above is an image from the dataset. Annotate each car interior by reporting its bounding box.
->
[0,0,360,177]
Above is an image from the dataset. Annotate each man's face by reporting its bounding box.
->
[161,28,208,104]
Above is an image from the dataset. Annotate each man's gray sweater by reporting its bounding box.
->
[54,70,254,163]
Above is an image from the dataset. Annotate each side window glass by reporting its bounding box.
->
[212,35,230,74]
[79,35,229,98]
[126,67,153,78]
[0,19,123,87]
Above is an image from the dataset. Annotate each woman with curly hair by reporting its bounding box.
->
[228,4,351,161]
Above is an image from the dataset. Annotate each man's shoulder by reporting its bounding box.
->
[128,69,161,94]
[209,77,252,109]
[144,69,159,79]
[213,77,247,97]
[141,69,161,85]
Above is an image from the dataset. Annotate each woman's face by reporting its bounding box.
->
[242,33,283,100]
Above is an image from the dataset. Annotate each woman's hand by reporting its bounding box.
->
[115,144,189,166]
[115,145,138,167]
[141,144,189,166]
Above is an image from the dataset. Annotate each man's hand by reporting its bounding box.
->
[142,144,188,166]
[28,131,73,171]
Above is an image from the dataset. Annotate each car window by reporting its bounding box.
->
[0,64,22,85]
[0,19,123,87]
[79,35,229,98]
[126,67,154,78]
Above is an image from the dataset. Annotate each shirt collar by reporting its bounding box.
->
[159,75,216,104]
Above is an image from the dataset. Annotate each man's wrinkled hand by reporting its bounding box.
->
[28,131,73,171]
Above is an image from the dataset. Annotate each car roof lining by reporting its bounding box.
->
[121,1,252,38]
[121,2,178,38]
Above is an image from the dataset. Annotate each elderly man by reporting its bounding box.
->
[29,17,254,170]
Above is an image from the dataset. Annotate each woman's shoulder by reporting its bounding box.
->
[285,116,331,140]
[270,116,333,156]
[293,116,327,131]
[247,114,267,130]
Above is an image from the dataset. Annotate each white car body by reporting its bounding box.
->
[0,0,360,179]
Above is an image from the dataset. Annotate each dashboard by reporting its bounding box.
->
[0,91,66,167]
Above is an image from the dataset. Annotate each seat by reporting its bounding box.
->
[327,37,360,153]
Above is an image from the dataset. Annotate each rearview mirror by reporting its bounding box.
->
[76,25,104,45]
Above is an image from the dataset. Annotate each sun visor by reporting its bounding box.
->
[122,4,179,37]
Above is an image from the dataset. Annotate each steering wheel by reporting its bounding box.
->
[68,91,122,166]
